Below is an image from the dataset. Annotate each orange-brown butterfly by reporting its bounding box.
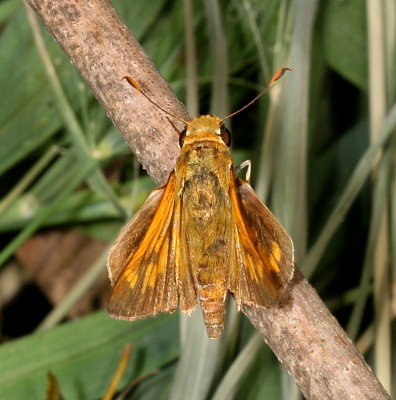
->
[107,68,294,338]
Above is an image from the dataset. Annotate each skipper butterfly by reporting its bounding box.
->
[107,68,294,338]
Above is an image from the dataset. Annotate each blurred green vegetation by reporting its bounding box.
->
[0,0,394,399]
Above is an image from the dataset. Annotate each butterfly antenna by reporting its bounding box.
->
[122,76,189,124]
[220,67,291,122]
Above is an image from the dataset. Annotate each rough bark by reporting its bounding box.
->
[243,270,390,399]
[24,0,390,399]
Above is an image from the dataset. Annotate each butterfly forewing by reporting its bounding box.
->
[108,173,196,320]
[229,173,294,308]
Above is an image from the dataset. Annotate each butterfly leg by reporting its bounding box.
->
[235,160,251,182]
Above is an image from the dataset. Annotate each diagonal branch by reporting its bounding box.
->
[24,0,390,399]
[243,269,390,399]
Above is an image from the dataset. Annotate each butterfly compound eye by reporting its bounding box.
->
[220,126,231,147]
[179,129,187,147]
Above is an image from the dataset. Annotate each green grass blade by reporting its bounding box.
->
[0,157,97,266]
[212,333,262,400]
[0,312,178,400]
[302,103,396,278]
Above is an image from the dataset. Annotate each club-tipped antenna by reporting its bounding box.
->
[122,76,189,125]
[220,67,291,122]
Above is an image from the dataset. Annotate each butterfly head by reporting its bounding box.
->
[179,115,231,148]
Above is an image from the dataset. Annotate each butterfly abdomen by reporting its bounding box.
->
[196,263,227,338]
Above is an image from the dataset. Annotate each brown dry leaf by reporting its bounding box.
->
[16,230,108,317]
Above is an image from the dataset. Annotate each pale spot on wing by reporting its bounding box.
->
[269,255,279,272]
[142,266,152,290]
[271,241,282,261]
[126,269,138,288]
[269,241,281,272]
[157,238,169,275]
[147,264,157,288]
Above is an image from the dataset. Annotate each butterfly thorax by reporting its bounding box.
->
[175,115,233,227]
